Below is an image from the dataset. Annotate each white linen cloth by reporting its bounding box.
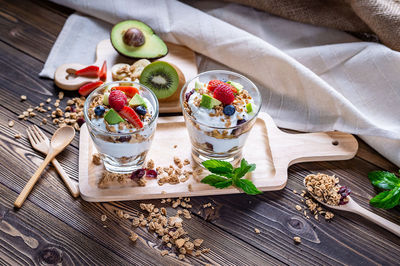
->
[40,0,400,167]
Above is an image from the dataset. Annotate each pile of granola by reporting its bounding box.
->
[103,198,209,260]
[305,173,342,206]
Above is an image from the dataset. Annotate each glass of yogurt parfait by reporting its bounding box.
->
[181,70,261,166]
[84,81,159,173]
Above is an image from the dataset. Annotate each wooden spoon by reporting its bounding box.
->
[303,179,400,237]
[14,126,76,208]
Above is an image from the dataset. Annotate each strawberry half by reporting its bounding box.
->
[213,84,235,105]
[111,86,139,98]
[119,106,143,129]
[99,61,107,81]
[207,80,225,92]
[78,81,104,96]
[75,65,99,78]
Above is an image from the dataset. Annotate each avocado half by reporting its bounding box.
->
[111,20,168,59]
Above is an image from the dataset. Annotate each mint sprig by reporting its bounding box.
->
[201,159,261,195]
[368,170,400,209]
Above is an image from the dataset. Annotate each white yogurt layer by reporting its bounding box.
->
[187,90,255,153]
[92,138,152,158]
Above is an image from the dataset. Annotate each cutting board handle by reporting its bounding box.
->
[284,131,358,166]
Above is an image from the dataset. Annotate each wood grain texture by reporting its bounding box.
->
[0,0,399,265]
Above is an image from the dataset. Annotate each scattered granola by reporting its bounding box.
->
[8,120,14,127]
[254,228,260,234]
[129,231,138,242]
[20,95,27,101]
[92,153,102,165]
[293,236,301,244]
[101,214,107,221]
[118,197,208,259]
[14,133,22,139]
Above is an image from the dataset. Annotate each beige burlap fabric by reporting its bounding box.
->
[224,0,400,51]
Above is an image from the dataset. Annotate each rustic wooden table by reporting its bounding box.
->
[0,0,399,265]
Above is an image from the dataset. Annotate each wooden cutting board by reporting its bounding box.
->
[54,39,198,113]
[78,112,358,202]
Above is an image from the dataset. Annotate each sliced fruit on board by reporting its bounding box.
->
[139,61,185,102]
[104,108,124,125]
[75,65,99,78]
[111,20,168,59]
[78,81,104,96]
[111,63,130,80]
[110,86,139,98]
[129,94,147,108]
[99,60,107,81]
[200,94,221,109]
[119,106,143,128]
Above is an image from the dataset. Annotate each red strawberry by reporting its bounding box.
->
[207,80,224,92]
[99,60,107,81]
[119,106,143,129]
[108,90,128,111]
[111,86,139,98]
[227,83,237,94]
[78,81,103,96]
[75,65,99,77]
[213,84,235,105]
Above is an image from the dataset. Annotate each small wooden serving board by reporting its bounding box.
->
[79,112,358,202]
[54,39,198,113]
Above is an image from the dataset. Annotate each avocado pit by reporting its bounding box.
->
[123,27,145,47]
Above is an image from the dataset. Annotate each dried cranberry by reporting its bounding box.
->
[338,186,351,205]
[76,117,85,127]
[145,169,158,179]
[70,106,76,112]
[185,89,195,102]
[237,119,246,125]
[131,169,145,180]
[117,135,131,142]
[205,142,214,151]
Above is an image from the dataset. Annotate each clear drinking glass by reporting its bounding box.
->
[180,70,261,166]
[84,81,159,173]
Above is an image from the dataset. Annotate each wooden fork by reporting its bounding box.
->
[26,125,79,197]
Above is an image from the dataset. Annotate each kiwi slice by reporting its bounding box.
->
[139,61,180,100]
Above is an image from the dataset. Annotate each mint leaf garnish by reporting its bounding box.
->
[201,174,228,186]
[370,187,400,209]
[214,179,233,189]
[368,170,400,209]
[201,158,261,195]
[202,159,233,177]
[368,171,400,190]
[234,179,262,195]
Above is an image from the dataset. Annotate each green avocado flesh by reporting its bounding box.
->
[200,94,221,109]
[139,61,179,99]
[129,94,147,108]
[104,108,124,125]
[246,103,254,114]
[227,81,243,92]
[111,20,168,59]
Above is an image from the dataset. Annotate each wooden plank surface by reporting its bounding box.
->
[0,0,399,265]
